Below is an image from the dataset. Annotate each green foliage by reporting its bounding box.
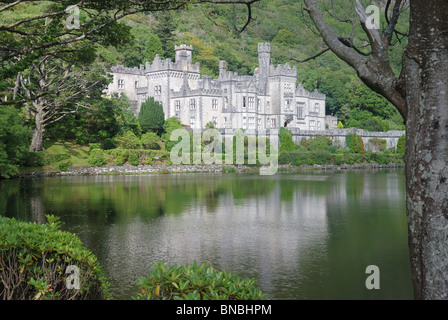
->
[88,149,106,167]
[345,133,364,154]
[397,135,406,154]
[141,132,163,150]
[129,151,139,166]
[134,261,266,300]
[300,136,332,151]
[162,117,184,152]
[139,97,165,134]
[0,106,32,178]
[0,215,109,300]
[114,131,142,149]
[279,129,296,152]
[58,160,72,172]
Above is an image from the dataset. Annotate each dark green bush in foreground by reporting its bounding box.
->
[0,215,109,300]
[134,261,267,300]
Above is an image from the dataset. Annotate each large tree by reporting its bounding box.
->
[303,0,448,299]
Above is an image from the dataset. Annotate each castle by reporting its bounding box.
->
[107,43,335,132]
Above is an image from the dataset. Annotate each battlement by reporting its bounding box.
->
[175,44,193,52]
[269,62,297,77]
[258,43,271,54]
[296,83,326,99]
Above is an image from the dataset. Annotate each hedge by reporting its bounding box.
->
[0,215,109,300]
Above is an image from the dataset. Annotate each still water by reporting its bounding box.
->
[0,169,413,299]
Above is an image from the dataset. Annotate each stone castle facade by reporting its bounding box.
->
[107,43,334,132]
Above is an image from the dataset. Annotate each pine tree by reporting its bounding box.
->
[143,34,164,64]
[139,97,165,135]
[154,11,177,60]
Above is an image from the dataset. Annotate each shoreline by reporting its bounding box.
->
[18,162,405,178]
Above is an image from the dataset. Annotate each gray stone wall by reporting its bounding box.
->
[289,127,405,151]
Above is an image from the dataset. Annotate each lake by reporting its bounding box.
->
[0,169,413,299]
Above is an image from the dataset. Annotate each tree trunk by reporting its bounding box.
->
[403,0,448,299]
[29,110,45,152]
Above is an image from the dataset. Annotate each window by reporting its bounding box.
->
[155,85,162,95]
[224,97,228,109]
[314,103,320,113]
[266,101,270,110]
[212,116,218,126]
[317,121,321,130]
[190,117,195,128]
[297,102,305,119]
[284,83,292,93]
[258,118,262,130]
[175,100,181,112]
[285,99,291,111]
[269,118,276,128]
[118,79,125,90]
[223,117,227,128]
[257,99,261,111]
[248,117,255,129]
[242,117,247,128]
[190,99,196,110]
[243,97,246,108]
[309,120,316,130]
[248,97,255,109]
[135,81,139,88]
[212,99,218,110]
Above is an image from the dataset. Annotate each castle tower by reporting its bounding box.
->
[175,44,193,69]
[257,43,271,95]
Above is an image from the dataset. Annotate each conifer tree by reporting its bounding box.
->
[139,97,165,135]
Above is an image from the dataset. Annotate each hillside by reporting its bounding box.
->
[98,0,408,131]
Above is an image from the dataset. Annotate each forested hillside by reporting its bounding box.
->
[100,0,407,131]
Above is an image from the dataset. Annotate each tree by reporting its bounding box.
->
[139,97,165,135]
[154,11,178,60]
[0,106,31,178]
[303,0,448,299]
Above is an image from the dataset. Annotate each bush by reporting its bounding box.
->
[58,160,72,172]
[88,149,106,167]
[114,131,142,149]
[0,215,109,300]
[279,129,296,152]
[141,132,163,150]
[346,133,365,154]
[134,261,266,300]
[129,152,139,166]
[397,135,405,154]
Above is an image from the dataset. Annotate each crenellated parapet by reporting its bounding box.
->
[295,83,326,99]
[111,65,144,75]
[269,62,297,77]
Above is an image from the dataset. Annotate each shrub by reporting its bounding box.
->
[0,215,109,300]
[114,131,142,149]
[58,160,72,172]
[88,149,106,167]
[346,133,365,154]
[129,152,139,166]
[279,129,296,152]
[134,261,266,300]
[141,132,163,150]
[397,135,405,154]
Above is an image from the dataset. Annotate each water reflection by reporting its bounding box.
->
[0,169,412,300]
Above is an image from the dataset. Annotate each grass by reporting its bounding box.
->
[43,140,90,167]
